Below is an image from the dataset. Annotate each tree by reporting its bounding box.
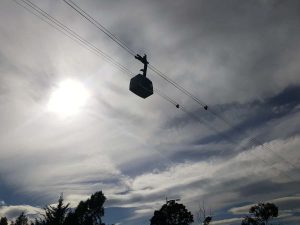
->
[0,217,8,225]
[43,194,70,225]
[15,212,28,225]
[241,202,278,225]
[195,201,213,225]
[64,191,106,225]
[150,200,194,225]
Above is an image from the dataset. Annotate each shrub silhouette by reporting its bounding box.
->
[150,200,194,225]
[241,202,279,225]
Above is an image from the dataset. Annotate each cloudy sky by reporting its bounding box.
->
[0,0,300,224]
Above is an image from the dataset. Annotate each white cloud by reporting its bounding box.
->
[229,195,300,216]
[106,135,300,218]
[0,1,300,225]
[0,205,43,221]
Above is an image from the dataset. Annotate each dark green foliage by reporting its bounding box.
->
[0,217,8,225]
[150,200,194,225]
[3,191,105,225]
[64,191,106,225]
[33,218,45,225]
[43,194,70,225]
[15,212,28,225]
[25,191,107,225]
[196,202,213,225]
[242,216,260,225]
[203,216,212,225]
[241,202,279,225]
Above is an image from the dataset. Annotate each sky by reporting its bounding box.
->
[0,0,300,225]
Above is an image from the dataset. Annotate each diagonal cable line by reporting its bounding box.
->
[13,0,180,175]
[63,0,137,57]
[13,0,298,182]
[179,106,296,182]
[16,0,132,77]
[62,0,208,109]
[62,0,299,171]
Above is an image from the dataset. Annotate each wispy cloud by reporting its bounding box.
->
[0,1,299,225]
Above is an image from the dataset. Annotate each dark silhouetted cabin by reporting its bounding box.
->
[129,74,153,98]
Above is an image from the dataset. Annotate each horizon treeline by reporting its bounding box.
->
[0,191,106,225]
[0,191,280,225]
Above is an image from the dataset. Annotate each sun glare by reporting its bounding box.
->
[47,79,90,116]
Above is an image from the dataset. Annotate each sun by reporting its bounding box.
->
[47,79,90,116]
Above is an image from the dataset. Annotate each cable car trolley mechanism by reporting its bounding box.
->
[129,54,153,99]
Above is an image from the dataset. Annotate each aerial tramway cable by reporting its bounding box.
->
[63,0,208,110]
[62,0,298,171]
[13,0,297,182]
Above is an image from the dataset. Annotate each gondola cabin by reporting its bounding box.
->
[129,74,153,98]
[130,54,153,98]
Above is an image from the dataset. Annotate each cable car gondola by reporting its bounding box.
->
[129,54,153,98]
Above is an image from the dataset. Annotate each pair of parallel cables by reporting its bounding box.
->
[12,0,298,181]
[62,0,299,174]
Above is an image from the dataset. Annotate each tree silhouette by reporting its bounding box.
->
[43,194,70,225]
[241,202,278,225]
[15,212,28,225]
[64,191,106,225]
[195,201,212,225]
[0,217,8,225]
[150,200,194,225]
[23,191,108,225]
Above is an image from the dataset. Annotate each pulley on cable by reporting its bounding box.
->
[129,54,153,98]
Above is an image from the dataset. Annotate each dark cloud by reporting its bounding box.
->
[164,85,300,152]
[237,179,300,198]
[201,85,300,143]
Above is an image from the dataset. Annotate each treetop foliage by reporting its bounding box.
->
[241,202,279,225]
[43,194,70,225]
[150,200,194,225]
[7,191,106,225]
[0,217,8,225]
[3,193,280,225]
[15,213,28,225]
